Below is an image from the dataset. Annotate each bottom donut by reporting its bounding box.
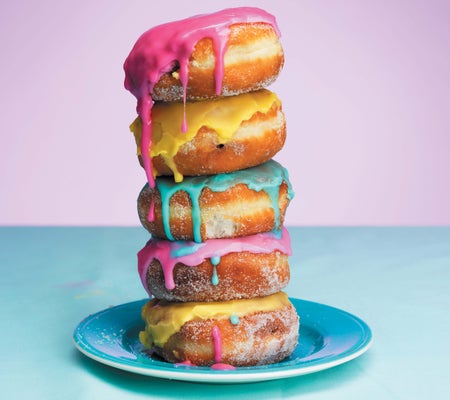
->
[139,292,299,367]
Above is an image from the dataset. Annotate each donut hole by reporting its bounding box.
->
[170,61,180,78]
[269,325,281,335]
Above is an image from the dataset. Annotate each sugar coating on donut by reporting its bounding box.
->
[204,214,238,239]
[146,252,290,302]
[138,228,292,301]
[137,160,294,242]
[150,21,284,102]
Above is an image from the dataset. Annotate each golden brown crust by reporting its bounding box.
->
[152,300,299,366]
[146,251,290,302]
[144,102,286,177]
[138,182,290,241]
[151,23,284,101]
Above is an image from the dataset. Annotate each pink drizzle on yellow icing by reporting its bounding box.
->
[137,228,291,295]
[123,8,280,208]
[210,326,236,370]
[212,326,222,363]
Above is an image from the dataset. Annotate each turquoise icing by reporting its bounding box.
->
[170,241,205,257]
[211,265,219,286]
[272,229,283,239]
[210,256,220,285]
[154,160,294,243]
[210,255,221,266]
[229,314,240,325]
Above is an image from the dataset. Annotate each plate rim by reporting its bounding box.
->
[73,297,373,383]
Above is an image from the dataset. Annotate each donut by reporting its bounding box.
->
[123,7,283,189]
[138,228,292,302]
[124,8,283,102]
[129,89,286,182]
[147,21,283,102]
[139,292,299,367]
[122,7,300,370]
[137,160,294,242]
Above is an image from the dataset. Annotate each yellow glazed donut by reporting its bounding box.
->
[130,90,286,182]
[140,292,299,367]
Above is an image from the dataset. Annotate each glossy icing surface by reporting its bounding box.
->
[129,89,280,182]
[212,326,222,363]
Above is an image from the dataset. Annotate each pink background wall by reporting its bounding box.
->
[1,0,449,226]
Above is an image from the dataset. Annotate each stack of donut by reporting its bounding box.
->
[124,7,298,368]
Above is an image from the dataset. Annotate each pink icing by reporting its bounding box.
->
[123,8,280,209]
[175,360,196,367]
[210,326,236,370]
[137,227,291,295]
[211,363,236,371]
[212,325,222,363]
[174,359,235,370]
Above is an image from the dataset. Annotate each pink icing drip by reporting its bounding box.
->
[212,325,222,362]
[138,87,155,190]
[175,360,196,367]
[211,363,236,371]
[174,359,236,370]
[211,326,236,370]
[137,227,291,295]
[147,198,155,221]
[138,86,156,221]
[123,7,280,205]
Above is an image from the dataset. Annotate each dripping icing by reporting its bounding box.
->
[211,256,220,285]
[139,292,290,347]
[212,326,222,363]
[211,265,219,286]
[146,159,293,243]
[138,227,292,294]
[129,89,281,183]
[175,360,196,367]
[211,326,236,370]
[123,7,281,217]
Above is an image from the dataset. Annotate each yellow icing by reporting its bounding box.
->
[140,292,290,347]
[130,89,280,182]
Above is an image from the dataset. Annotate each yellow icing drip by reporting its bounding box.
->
[130,89,280,182]
[140,292,290,347]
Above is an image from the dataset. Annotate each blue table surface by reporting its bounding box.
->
[1,226,449,399]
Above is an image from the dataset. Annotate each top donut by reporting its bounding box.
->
[123,7,284,103]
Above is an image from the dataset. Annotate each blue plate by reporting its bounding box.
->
[73,298,372,383]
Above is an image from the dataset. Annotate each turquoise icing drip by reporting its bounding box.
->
[210,255,221,266]
[211,256,220,285]
[211,265,219,286]
[229,314,240,325]
[157,176,206,242]
[272,229,283,239]
[154,160,294,243]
